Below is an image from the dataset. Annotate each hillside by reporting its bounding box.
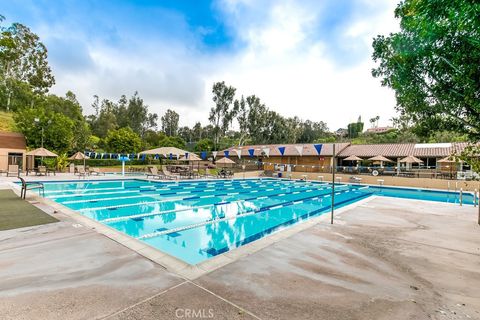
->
[0,111,16,132]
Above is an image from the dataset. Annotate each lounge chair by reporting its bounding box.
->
[76,166,88,178]
[162,166,179,180]
[89,167,105,176]
[146,166,163,179]
[18,177,44,199]
[37,166,47,176]
[7,165,19,177]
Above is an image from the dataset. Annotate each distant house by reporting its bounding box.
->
[335,128,348,137]
[366,126,395,134]
[0,132,27,172]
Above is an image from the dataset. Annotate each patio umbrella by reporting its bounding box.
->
[178,153,202,161]
[26,147,58,166]
[140,147,189,158]
[399,155,424,164]
[68,151,90,169]
[368,155,393,162]
[368,155,393,168]
[344,155,363,161]
[26,147,58,157]
[216,157,235,166]
[437,156,463,163]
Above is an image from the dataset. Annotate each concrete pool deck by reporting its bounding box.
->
[0,187,479,319]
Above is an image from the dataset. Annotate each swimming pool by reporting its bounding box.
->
[38,178,473,264]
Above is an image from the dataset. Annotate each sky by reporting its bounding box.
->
[3,0,400,131]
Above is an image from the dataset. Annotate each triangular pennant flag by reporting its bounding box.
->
[278,146,286,156]
[313,144,323,155]
[185,152,189,159]
[248,148,255,157]
[169,153,173,160]
[141,154,146,161]
[262,148,270,157]
[224,150,230,158]
[236,149,242,159]
[154,154,159,159]
[200,151,207,160]
[212,151,218,159]
[294,145,303,156]
[137,153,140,160]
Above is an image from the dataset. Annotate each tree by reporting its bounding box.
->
[372,0,480,139]
[234,95,249,146]
[246,95,268,144]
[104,127,142,153]
[158,136,186,149]
[161,109,179,136]
[125,92,157,136]
[13,107,74,153]
[209,82,237,149]
[194,138,214,152]
[0,16,55,108]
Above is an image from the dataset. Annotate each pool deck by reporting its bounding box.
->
[0,179,479,319]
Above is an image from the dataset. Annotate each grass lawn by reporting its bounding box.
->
[0,189,58,231]
[0,111,15,132]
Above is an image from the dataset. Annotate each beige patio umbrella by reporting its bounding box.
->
[437,156,463,163]
[368,155,393,168]
[26,147,58,166]
[344,155,363,161]
[399,155,424,164]
[178,153,202,161]
[68,151,90,169]
[26,147,58,157]
[140,147,189,158]
[216,157,235,166]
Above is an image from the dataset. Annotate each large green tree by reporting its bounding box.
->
[161,109,179,136]
[104,127,142,153]
[0,15,55,111]
[209,81,237,149]
[14,107,74,153]
[372,0,480,138]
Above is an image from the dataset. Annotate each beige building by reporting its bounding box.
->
[0,132,27,172]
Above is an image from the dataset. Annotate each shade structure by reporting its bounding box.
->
[399,155,423,164]
[437,156,463,163]
[178,153,202,161]
[140,147,189,157]
[368,155,393,162]
[216,157,235,165]
[26,147,58,157]
[68,151,89,160]
[344,155,363,161]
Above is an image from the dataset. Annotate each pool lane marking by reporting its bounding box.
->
[63,181,335,206]
[100,185,349,222]
[54,180,288,202]
[90,184,339,216]
[105,186,360,224]
[58,181,297,204]
[47,179,294,199]
[137,188,362,240]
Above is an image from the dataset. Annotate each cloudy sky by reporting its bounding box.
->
[3,0,400,130]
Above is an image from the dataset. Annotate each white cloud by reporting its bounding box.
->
[47,0,400,131]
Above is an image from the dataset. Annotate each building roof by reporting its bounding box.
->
[223,143,350,157]
[337,142,469,158]
[0,132,26,150]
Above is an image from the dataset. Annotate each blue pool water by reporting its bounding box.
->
[38,178,474,264]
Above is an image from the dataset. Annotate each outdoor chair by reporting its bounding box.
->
[76,166,88,178]
[18,177,44,199]
[37,166,47,176]
[89,167,105,176]
[7,165,19,177]
[162,166,179,180]
[146,166,164,179]
[349,176,362,183]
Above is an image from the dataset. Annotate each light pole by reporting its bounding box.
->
[34,118,51,164]
[331,143,336,224]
